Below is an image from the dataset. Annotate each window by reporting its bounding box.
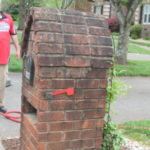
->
[93,6,103,15]
[143,4,150,24]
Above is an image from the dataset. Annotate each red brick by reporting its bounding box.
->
[34,21,62,32]
[74,120,96,130]
[34,12,60,22]
[37,133,48,141]
[64,24,87,34]
[75,100,99,109]
[86,18,105,27]
[84,89,106,99]
[47,132,63,141]
[66,45,91,55]
[23,114,38,136]
[37,43,64,54]
[64,131,81,140]
[91,46,113,56]
[37,142,47,150]
[96,120,104,128]
[34,78,50,89]
[37,112,65,122]
[81,129,102,139]
[49,121,73,131]
[47,141,71,150]
[64,57,90,67]
[86,69,107,79]
[35,32,64,43]
[77,79,100,88]
[100,79,108,88]
[38,100,49,111]
[38,67,66,78]
[35,123,48,132]
[37,56,63,67]
[91,59,113,68]
[35,32,54,43]
[51,79,75,89]
[82,139,94,148]
[95,138,103,147]
[89,27,110,36]
[66,111,83,120]
[70,140,83,149]
[89,36,112,46]
[61,15,85,24]
[65,68,88,78]
[64,34,89,44]
[99,100,106,109]
[50,100,74,111]
[84,109,105,119]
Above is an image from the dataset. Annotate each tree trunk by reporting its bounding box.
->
[18,0,27,30]
[115,23,130,64]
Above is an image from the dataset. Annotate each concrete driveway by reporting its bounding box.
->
[112,77,150,123]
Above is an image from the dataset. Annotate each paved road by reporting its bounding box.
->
[0,73,21,139]
[112,77,150,123]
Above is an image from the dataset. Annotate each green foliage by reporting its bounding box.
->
[106,76,128,109]
[101,69,128,150]
[46,0,74,9]
[130,24,143,39]
[2,0,19,21]
[101,122,125,150]
[9,54,23,72]
[143,37,150,40]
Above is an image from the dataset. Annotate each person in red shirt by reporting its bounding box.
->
[0,11,20,113]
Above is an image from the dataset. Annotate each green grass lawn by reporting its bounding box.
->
[113,39,150,55]
[128,44,150,55]
[121,120,150,147]
[115,60,150,76]
[9,54,23,72]
[130,40,150,47]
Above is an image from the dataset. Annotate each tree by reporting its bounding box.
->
[55,0,75,9]
[18,0,45,29]
[109,0,142,64]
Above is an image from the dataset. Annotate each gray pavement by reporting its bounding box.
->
[112,77,150,123]
[0,73,21,139]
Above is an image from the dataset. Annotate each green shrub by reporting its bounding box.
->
[130,24,142,39]
[143,37,150,40]
[131,34,139,39]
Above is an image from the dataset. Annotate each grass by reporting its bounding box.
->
[128,44,150,55]
[9,54,23,72]
[113,39,150,55]
[130,40,150,47]
[115,60,150,76]
[113,34,150,48]
[121,120,150,147]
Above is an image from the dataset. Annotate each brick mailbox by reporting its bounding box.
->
[21,7,113,150]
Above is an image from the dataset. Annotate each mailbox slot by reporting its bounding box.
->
[24,56,35,86]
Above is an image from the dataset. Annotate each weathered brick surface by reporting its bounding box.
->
[21,7,113,150]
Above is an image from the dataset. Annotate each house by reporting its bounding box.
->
[74,0,150,38]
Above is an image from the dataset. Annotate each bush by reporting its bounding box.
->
[130,24,142,39]
[143,37,150,40]
[106,17,119,32]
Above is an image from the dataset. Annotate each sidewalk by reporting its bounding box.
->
[0,73,21,139]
